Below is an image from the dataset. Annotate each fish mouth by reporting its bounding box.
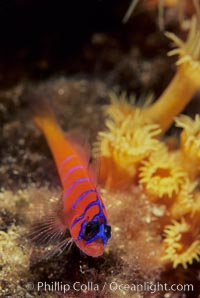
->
[82,239,105,257]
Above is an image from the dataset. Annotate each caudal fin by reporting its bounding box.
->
[24,84,58,132]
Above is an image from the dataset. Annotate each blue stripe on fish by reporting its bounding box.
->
[60,155,75,169]
[62,165,84,182]
[72,189,97,209]
[63,178,90,199]
[70,198,99,229]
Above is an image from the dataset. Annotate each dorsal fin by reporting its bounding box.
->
[88,154,101,187]
[65,129,91,167]
[65,129,98,185]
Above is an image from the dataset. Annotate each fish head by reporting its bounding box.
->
[74,220,112,257]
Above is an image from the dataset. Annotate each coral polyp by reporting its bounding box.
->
[162,218,200,269]
[175,114,200,177]
[167,18,200,84]
[103,92,140,125]
[139,149,186,198]
[169,179,197,219]
[96,114,161,188]
[103,92,153,126]
[144,17,200,132]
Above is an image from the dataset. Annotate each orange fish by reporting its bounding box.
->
[32,97,111,257]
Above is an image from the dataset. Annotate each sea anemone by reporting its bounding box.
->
[139,148,187,198]
[162,218,200,269]
[144,17,200,132]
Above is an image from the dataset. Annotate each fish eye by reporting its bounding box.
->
[83,221,99,240]
[104,225,111,239]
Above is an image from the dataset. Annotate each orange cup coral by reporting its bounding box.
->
[175,114,200,178]
[162,218,200,269]
[168,178,197,219]
[95,112,161,189]
[95,15,200,270]
[139,148,187,199]
[145,17,200,132]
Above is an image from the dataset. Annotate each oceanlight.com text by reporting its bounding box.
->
[109,281,194,293]
[25,281,195,294]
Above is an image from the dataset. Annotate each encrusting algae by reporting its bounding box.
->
[0,224,32,296]
[96,16,200,269]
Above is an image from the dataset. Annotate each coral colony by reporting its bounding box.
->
[96,17,200,269]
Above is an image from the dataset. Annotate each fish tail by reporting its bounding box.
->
[33,110,57,135]
[25,85,61,134]
[25,84,70,170]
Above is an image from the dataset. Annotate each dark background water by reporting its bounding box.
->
[0,0,133,86]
